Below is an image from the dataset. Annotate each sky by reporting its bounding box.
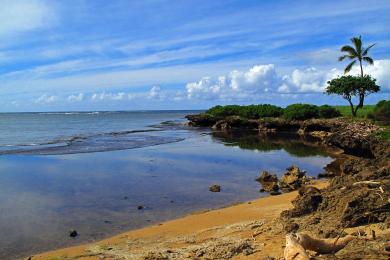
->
[0,0,389,112]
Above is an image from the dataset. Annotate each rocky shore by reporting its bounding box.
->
[32,115,389,259]
[186,113,390,258]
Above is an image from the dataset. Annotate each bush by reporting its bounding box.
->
[206,104,283,119]
[368,100,390,124]
[283,104,319,120]
[206,105,241,117]
[318,105,341,118]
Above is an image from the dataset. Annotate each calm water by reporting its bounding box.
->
[0,111,334,259]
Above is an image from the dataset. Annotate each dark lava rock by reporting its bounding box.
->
[212,117,258,131]
[185,114,219,127]
[69,229,78,237]
[209,184,221,192]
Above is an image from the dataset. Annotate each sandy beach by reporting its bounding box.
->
[31,181,329,259]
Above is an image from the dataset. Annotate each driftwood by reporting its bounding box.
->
[352,181,382,186]
[284,234,310,260]
[296,233,355,254]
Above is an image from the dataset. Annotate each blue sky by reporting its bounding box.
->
[0,0,389,111]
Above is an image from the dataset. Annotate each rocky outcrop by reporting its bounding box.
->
[281,186,323,218]
[256,171,279,192]
[279,166,308,192]
[212,117,259,130]
[185,114,220,127]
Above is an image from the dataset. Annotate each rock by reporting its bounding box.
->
[209,184,221,192]
[185,114,219,127]
[281,186,322,218]
[256,171,278,183]
[318,172,335,178]
[279,165,307,191]
[270,190,282,196]
[137,205,144,210]
[69,229,78,237]
[284,222,299,232]
[256,171,279,193]
[212,117,258,130]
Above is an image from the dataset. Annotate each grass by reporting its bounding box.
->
[333,105,375,118]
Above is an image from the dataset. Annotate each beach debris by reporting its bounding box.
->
[137,205,144,210]
[284,234,310,260]
[295,233,355,254]
[69,229,78,237]
[279,165,307,191]
[209,184,221,192]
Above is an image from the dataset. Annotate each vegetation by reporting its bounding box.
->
[338,35,375,76]
[367,100,390,125]
[283,104,319,120]
[326,75,380,117]
[334,105,375,118]
[206,104,283,119]
[318,105,342,118]
[205,103,341,121]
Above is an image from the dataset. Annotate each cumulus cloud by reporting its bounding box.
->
[67,93,84,102]
[91,92,128,101]
[34,94,59,104]
[185,60,390,101]
[90,86,167,102]
[148,85,163,99]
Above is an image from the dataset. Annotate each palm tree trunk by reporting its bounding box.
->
[359,59,363,77]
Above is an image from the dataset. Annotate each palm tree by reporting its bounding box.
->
[338,36,375,77]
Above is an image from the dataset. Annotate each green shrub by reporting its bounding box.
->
[206,105,241,117]
[318,105,341,118]
[283,104,319,120]
[368,100,390,124]
[206,104,283,119]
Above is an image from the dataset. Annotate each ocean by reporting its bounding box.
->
[0,111,334,259]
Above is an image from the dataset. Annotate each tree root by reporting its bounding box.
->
[295,233,355,254]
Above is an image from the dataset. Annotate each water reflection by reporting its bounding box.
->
[211,131,329,157]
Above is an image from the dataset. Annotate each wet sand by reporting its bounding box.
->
[32,181,328,259]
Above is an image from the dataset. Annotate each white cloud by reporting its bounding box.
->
[67,93,84,102]
[185,60,390,101]
[148,85,163,99]
[91,92,127,102]
[351,59,390,89]
[0,0,56,35]
[34,94,59,104]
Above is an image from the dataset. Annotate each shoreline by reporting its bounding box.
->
[31,181,329,259]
